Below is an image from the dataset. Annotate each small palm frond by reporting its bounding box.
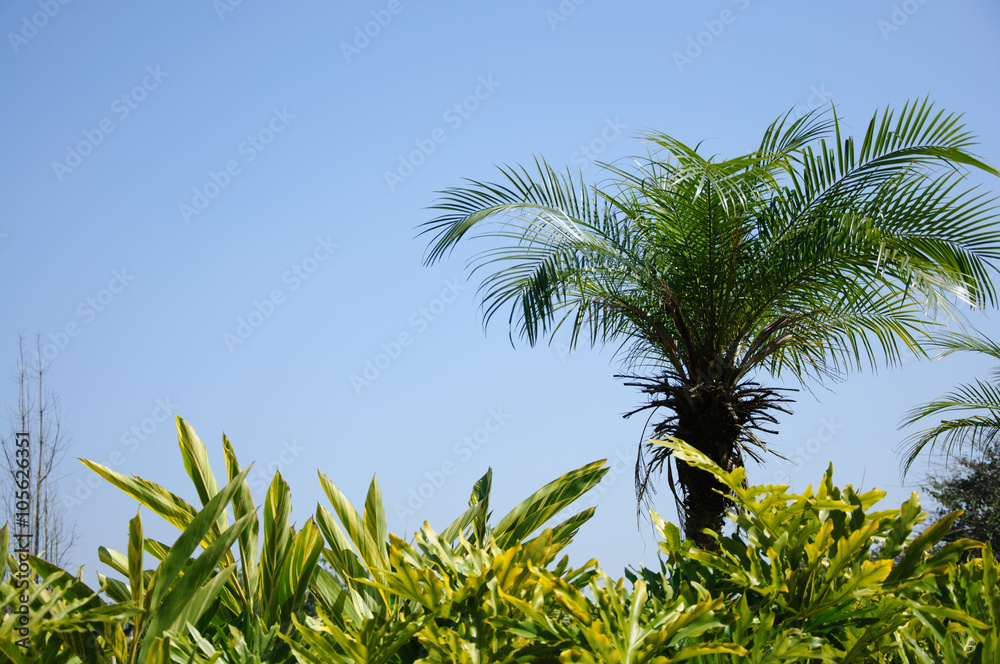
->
[928,330,1000,369]
[899,332,1000,474]
[421,159,649,349]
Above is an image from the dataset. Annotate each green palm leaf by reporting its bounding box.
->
[900,331,1000,472]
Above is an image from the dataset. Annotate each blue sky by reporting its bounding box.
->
[2,1,999,582]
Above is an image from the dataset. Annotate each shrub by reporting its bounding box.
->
[1,421,996,662]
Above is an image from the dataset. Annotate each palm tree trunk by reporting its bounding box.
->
[634,375,789,548]
[669,383,744,548]
[675,460,733,549]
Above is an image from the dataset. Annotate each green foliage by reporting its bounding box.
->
[899,329,1000,559]
[502,568,747,663]
[0,525,120,664]
[62,418,317,663]
[160,620,285,664]
[642,437,997,662]
[422,100,1000,380]
[2,418,998,662]
[924,444,1000,557]
[0,416,608,662]
[285,525,587,664]
[900,331,1000,472]
[0,466,258,663]
[311,458,605,626]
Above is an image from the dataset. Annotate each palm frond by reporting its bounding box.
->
[900,378,1000,473]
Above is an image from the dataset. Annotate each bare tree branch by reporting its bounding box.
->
[1,332,78,567]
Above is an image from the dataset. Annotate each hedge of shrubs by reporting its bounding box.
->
[1,417,996,663]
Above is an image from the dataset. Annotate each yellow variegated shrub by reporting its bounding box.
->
[1,422,996,663]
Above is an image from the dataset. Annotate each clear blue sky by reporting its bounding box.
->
[2,1,999,582]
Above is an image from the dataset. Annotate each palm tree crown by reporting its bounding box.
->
[421,100,1000,546]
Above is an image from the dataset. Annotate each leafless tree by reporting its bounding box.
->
[1,332,77,567]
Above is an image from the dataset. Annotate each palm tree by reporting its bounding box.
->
[899,331,1000,473]
[420,100,1000,547]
